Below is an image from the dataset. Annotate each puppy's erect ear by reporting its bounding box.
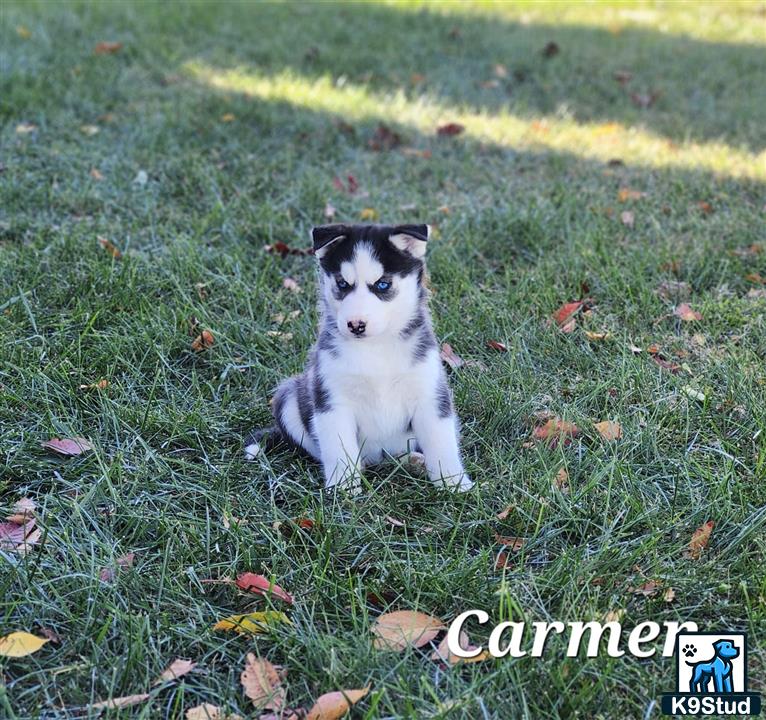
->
[312,224,348,259]
[389,223,430,259]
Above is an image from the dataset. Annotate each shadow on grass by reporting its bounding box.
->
[153,1,766,152]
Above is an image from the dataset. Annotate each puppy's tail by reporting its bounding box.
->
[243,425,286,460]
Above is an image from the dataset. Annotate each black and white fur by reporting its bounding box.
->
[246,223,472,493]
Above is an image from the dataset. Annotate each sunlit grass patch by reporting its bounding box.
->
[187,63,766,181]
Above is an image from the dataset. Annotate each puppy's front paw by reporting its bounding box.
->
[324,464,364,496]
[243,441,262,461]
[435,471,474,493]
[325,474,363,496]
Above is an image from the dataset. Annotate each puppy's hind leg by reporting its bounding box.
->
[245,377,320,461]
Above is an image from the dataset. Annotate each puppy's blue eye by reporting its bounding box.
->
[336,277,350,290]
[374,280,392,292]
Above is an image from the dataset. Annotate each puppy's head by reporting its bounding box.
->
[312,223,429,340]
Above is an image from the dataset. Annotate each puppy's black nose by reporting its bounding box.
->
[348,320,366,336]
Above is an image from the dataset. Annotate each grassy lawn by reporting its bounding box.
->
[2,1,765,717]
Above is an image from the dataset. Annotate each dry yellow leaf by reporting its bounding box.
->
[213,611,291,635]
[0,631,49,657]
[360,208,379,221]
[91,694,150,710]
[594,420,623,441]
[17,26,32,39]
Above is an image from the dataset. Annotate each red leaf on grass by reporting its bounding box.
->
[532,418,579,448]
[264,242,311,257]
[235,573,294,605]
[485,340,508,352]
[551,300,588,332]
[368,123,403,151]
[437,123,465,137]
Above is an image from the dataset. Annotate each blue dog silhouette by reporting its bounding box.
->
[687,639,739,693]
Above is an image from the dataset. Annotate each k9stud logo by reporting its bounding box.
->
[662,632,761,716]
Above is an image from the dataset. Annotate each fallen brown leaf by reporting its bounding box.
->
[241,654,286,711]
[436,122,465,137]
[6,498,36,525]
[532,418,580,447]
[594,420,622,441]
[430,630,489,665]
[90,168,104,181]
[79,379,109,391]
[191,330,215,352]
[551,300,588,332]
[264,242,311,257]
[305,687,370,720]
[155,658,196,685]
[494,533,525,551]
[186,704,243,720]
[0,519,40,555]
[98,236,122,259]
[496,504,514,521]
[439,343,464,369]
[685,520,714,560]
[553,467,569,493]
[368,123,403,151]
[372,610,445,651]
[42,437,93,456]
[629,580,662,597]
[663,587,676,603]
[485,339,507,352]
[94,41,123,55]
[542,41,560,58]
[617,188,647,202]
[652,355,681,373]
[674,303,702,322]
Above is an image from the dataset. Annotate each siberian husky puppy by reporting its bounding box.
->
[246,223,472,493]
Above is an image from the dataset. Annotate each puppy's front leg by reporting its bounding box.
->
[313,409,362,493]
[412,377,473,492]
